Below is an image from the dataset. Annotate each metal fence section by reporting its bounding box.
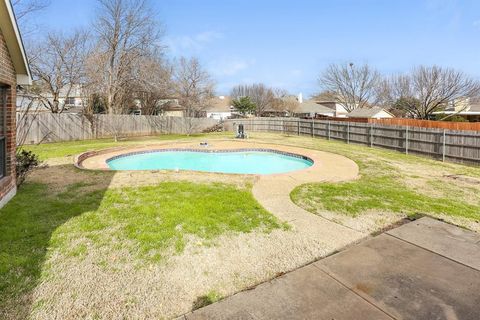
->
[224,118,480,165]
[17,113,219,144]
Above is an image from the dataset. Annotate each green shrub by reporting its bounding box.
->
[16,150,40,187]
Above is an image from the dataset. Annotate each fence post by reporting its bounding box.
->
[311,120,314,137]
[297,120,300,136]
[370,123,374,147]
[442,129,446,162]
[347,122,350,144]
[405,126,409,154]
[328,121,331,140]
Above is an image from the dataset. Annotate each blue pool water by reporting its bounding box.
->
[107,150,313,174]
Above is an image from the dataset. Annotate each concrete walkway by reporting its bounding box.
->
[183,217,480,320]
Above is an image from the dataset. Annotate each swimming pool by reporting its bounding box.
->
[106,149,313,174]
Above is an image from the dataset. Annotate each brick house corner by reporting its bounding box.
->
[0,0,32,208]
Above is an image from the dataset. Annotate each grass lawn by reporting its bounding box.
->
[291,161,480,221]
[2,132,479,319]
[0,180,281,316]
[23,133,226,160]
[247,133,480,230]
[1,134,284,319]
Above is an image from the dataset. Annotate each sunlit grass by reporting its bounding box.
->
[280,134,480,221]
[291,174,480,220]
[56,181,284,260]
[23,133,228,160]
[0,180,283,313]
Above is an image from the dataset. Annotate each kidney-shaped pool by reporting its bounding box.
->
[106,149,314,174]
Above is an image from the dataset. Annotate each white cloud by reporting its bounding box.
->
[210,58,256,76]
[290,69,303,77]
[165,31,223,53]
[195,31,223,43]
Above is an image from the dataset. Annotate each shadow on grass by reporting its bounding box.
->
[0,164,115,320]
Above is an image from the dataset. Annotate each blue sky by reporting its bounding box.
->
[27,0,480,97]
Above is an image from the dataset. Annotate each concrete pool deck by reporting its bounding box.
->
[183,217,480,320]
[77,140,359,180]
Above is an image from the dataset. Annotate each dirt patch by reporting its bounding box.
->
[26,226,350,319]
[28,161,256,193]
[108,170,256,190]
[316,209,407,234]
[445,174,480,185]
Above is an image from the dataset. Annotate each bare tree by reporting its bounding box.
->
[319,62,381,112]
[12,0,50,39]
[16,86,48,146]
[388,66,480,119]
[29,30,89,113]
[173,56,215,129]
[12,0,50,21]
[93,0,164,114]
[271,88,299,116]
[311,90,338,102]
[133,55,174,115]
[230,83,275,116]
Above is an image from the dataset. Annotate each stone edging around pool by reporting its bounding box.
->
[104,148,314,167]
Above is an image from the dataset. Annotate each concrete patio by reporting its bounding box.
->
[182,217,480,320]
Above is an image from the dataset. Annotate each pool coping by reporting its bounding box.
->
[104,148,314,173]
[75,143,317,173]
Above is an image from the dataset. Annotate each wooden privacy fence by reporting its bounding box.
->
[224,118,480,165]
[372,118,480,131]
[17,113,219,144]
[315,117,480,131]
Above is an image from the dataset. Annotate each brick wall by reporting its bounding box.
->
[0,28,17,206]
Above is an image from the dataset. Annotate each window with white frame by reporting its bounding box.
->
[65,97,76,106]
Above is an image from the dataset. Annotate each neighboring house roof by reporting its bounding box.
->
[434,97,480,115]
[161,100,185,111]
[462,97,480,113]
[317,101,352,115]
[282,95,298,103]
[153,98,185,111]
[347,106,394,118]
[315,101,338,110]
[0,0,31,85]
[205,96,234,112]
[469,103,480,112]
[296,100,334,114]
[24,82,84,98]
